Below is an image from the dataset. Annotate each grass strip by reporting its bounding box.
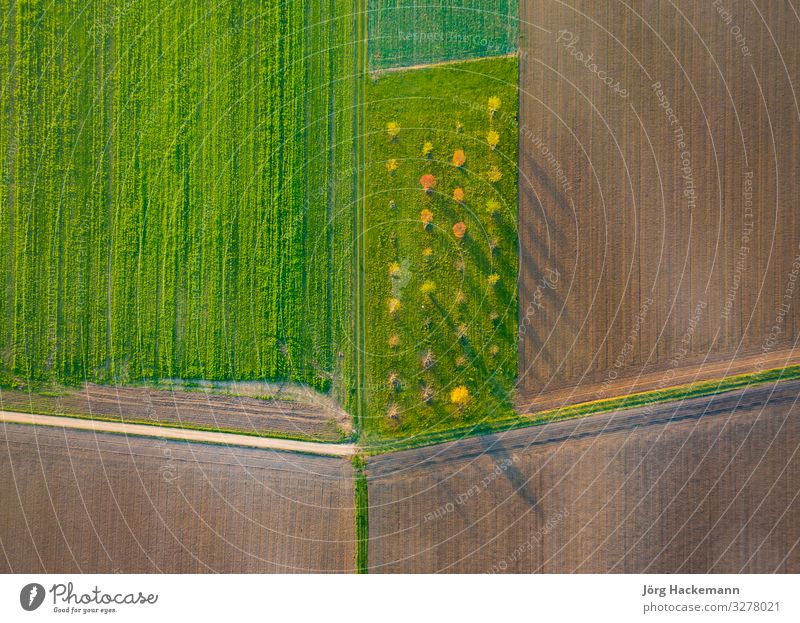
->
[353,454,370,573]
[360,364,800,454]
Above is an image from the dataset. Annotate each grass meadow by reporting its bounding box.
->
[362,56,519,440]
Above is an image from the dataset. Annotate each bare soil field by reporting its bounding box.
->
[0,425,355,572]
[0,383,350,441]
[517,0,800,407]
[367,379,800,572]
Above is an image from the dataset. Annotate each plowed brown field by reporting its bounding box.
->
[0,425,355,572]
[367,379,800,572]
[517,0,800,408]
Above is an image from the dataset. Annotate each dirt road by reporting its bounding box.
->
[0,410,357,457]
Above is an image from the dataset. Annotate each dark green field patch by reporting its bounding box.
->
[368,0,519,70]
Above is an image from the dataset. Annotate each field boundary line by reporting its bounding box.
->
[0,411,357,457]
[370,52,519,75]
[354,0,368,436]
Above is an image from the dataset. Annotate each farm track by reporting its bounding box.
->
[0,410,357,457]
[372,379,800,471]
[3,374,800,573]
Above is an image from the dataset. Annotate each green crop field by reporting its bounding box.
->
[367,0,519,70]
[0,1,358,398]
[362,56,519,440]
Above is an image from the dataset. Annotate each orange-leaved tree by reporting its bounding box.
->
[420,173,437,192]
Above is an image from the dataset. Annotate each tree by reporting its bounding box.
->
[420,280,436,297]
[386,403,401,424]
[420,209,434,229]
[419,173,437,192]
[487,130,500,150]
[486,199,501,216]
[387,371,402,392]
[488,96,501,117]
[450,385,470,409]
[421,384,434,405]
